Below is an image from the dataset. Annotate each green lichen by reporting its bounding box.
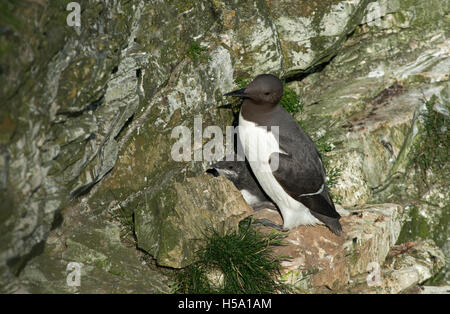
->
[173,217,290,294]
[110,197,135,239]
[396,96,449,255]
[0,0,21,31]
[234,77,250,89]
[280,85,304,115]
[186,41,210,63]
[408,96,449,191]
[397,205,431,243]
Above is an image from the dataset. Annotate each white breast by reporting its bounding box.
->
[238,112,321,230]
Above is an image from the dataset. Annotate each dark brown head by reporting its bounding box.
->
[224,74,283,107]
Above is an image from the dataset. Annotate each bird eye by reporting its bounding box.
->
[264,92,270,95]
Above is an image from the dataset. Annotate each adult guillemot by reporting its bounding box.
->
[224,74,342,235]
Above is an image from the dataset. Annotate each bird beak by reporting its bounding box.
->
[224,88,247,98]
[206,168,220,177]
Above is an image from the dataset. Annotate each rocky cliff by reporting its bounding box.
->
[0,0,448,293]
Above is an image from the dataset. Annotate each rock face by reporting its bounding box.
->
[253,205,445,293]
[134,174,253,268]
[287,0,450,288]
[18,201,171,294]
[0,0,448,293]
[253,204,404,292]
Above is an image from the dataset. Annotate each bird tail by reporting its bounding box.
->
[310,211,342,236]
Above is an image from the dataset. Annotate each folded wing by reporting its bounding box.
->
[270,151,342,235]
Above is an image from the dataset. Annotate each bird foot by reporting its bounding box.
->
[251,202,278,211]
[252,218,289,232]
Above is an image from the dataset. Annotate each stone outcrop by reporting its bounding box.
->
[134,174,253,268]
[253,204,445,293]
[253,204,403,292]
[18,200,171,294]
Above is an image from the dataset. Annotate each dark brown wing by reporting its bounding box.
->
[270,152,341,235]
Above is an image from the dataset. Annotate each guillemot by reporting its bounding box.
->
[224,74,342,235]
[207,155,277,211]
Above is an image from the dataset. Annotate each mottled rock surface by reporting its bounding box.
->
[253,205,445,293]
[18,200,170,294]
[348,240,446,293]
[287,0,449,289]
[135,174,253,268]
[253,204,405,292]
